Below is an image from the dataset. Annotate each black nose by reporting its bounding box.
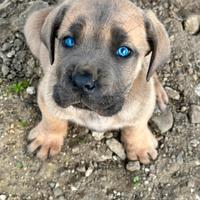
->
[72,72,96,92]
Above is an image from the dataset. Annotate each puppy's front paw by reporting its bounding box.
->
[122,129,158,164]
[27,123,64,159]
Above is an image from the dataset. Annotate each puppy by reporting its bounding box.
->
[24,0,170,164]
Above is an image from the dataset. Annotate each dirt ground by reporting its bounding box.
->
[0,0,200,200]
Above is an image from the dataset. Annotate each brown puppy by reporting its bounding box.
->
[24,0,170,164]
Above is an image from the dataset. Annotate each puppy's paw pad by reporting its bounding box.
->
[27,125,64,159]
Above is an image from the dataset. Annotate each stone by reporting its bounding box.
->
[85,166,94,177]
[76,165,86,173]
[6,50,15,58]
[165,87,180,100]
[184,15,200,35]
[0,195,7,200]
[189,105,200,124]
[53,187,63,198]
[92,131,105,141]
[106,138,126,160]
[104,132,113,139]
[151,108,174,133]
[195,83,200,97]
[14,0,49,29]
[1,43,12,52]
[1,65,9,77]
[26,86,35,95]
[126,161,140,172]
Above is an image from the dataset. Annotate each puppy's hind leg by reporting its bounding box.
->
[154,73,169,111]
[24,7,53,59]
[27,85,68,159]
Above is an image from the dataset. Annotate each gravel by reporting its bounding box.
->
[106,138,126,160]
[151,108,174,133]
[92,131,105,141]
[189,105,200,124]
[195,83,200,97]
[184,14,200,35]
[165,87,180,100]
[85,166,94,177]
[126,161,140,172]
[0,195,7,200]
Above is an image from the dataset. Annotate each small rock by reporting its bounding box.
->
[126,161,140,172]
[53,187,63,198]
[106,138,126,160]
[151,108,174,133]
[6,50,15,58]
[2,43,12,52]
[0,195,7,200]
[189,105,200,124]
[165,87,180,100]
[195,83,200,97]
[58,196,66,200]
[26,86,35,95]
[49,182,56,189]
[1,65,9,77]
[92,131,105,141]
[190,139,199,148]
[184,15,200,35]
[72,146,80,154]
[176,151,184,164]
[85,166,94,177]
[76,165,86,173]
[104,132,113,139]
[97,149,113,162]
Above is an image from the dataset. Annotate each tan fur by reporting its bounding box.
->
[24,0,170,164]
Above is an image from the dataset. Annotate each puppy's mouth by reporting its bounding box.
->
[72,102,93,111]
[53,84,124,116]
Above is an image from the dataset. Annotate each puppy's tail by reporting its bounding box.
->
[24,7,53,59]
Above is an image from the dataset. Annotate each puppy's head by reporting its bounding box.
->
[41,0,170,117]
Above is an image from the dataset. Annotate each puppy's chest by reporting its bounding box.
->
[66,108,123,132]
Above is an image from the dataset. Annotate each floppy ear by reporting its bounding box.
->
[41,5,68,65]
[145,10,170,81]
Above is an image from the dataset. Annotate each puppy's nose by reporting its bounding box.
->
[72,72,96,92]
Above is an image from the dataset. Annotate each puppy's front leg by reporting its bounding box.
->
[121,126,158,164]
[28,92,68,159]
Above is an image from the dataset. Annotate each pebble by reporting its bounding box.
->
[190,139,199,148]
[72,146,80,154]
[104,132,113,139]
[189,105,200,124]
[85,166,94,177]
[1,65,9,77]
[165,87,180,100]
[53,187,63,198]
[2,43,12,51]
[126,161,140,172]
[58,196,66,200]
[26,86,35,95]
[92,131,105,141]
[0,195,7,200]
[106,138,126,160]
[195,83,200,97]
[6,50,15,58]
[76,165,86,173]
[151,108,174,133]
[184,15,200,35]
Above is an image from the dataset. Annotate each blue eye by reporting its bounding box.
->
[63,36,75,48]
[116,46,132,58]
